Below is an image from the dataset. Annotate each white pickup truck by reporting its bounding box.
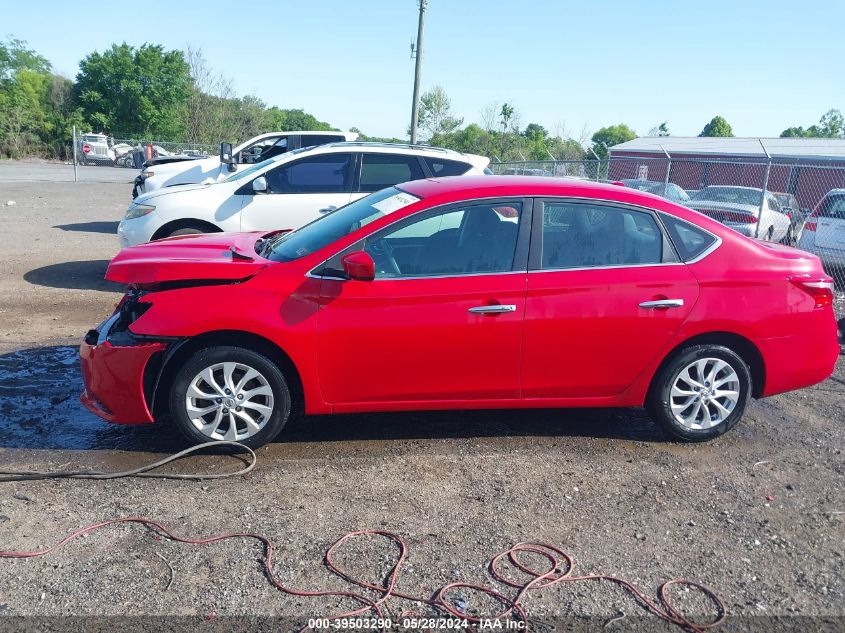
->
[133,130,358,198]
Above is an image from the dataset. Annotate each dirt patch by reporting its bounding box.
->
[0,163,843,629]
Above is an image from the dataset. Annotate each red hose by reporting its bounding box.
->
[0,517,725,632]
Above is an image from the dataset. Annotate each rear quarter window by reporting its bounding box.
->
[423,157,472,177]
[660,214,717,261]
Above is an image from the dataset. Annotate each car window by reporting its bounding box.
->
[660,214,717,261]
[359,153,425,192]
[818,195,845,219]
[671,184,690,202]
[240,136,287,163]
[264,153,354,194]
[541,202,663,269]
[300,134,345,147]
[693,187,763,206]
[364,202,522,278]
[423,157,472,177]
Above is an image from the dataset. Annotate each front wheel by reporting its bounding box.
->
[166,225,207,238]
[169,346,291,448]
[646,345,751,442]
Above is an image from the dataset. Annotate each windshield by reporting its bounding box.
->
[224,146,319,182]
[693,187,762,206]
[266,187,421,262]
[623,180,662,194]
[224,156,278,182]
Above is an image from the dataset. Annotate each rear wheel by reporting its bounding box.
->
[646,344,751,442]
[169,346,291,448]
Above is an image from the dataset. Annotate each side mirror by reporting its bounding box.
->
[341,251,375,281]
[252,176,268,194]
[220,142,237,172]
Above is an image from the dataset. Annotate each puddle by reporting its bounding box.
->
[0,345,176,452]
[0,345,668,458]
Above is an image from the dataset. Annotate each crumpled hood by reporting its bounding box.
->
[106,232,270,285]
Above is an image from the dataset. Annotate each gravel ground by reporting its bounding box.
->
[0,162,843,631]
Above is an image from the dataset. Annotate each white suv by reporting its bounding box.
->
[797,189,845,276]
[118,142,491,249]
[133,130,359,197]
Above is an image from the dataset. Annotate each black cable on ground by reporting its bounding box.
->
[0,440,255,482]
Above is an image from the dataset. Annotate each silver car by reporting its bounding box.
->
[797,189,845,277]
[688,186,791,242]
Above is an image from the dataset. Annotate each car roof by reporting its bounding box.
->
[700,185,762,192]
[398,175,662,202]
[316,141,482,158]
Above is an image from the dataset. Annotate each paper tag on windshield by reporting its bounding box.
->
[371,192,420,214]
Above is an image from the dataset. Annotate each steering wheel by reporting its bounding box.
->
[367,238,401,276]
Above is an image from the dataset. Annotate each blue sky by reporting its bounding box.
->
[5,0,844,140]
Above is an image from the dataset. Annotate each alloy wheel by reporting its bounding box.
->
[669,358,740,430]
[185,362,274,441]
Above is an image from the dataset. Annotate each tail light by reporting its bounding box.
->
[791,276,835,308]
[700,209,757,224]
[804,206,821,232]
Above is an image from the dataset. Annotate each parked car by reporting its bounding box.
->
[133,131,359,197]
[797,188,845,277]
[77,133,115,166]
[688,186,791,242]
[502,167,553,177]
[82,176,839,449]
[118,142,490,249]
[619,179,690,204]
[772,192,805,244]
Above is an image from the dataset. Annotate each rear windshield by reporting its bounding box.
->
[265,188,421,262]
[693,187,762,206]
[623,180,663,194]
[818,195,845,219]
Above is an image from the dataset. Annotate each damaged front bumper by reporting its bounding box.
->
[79,300,167,424]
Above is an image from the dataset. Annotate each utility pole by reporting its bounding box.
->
[409,0,428,144]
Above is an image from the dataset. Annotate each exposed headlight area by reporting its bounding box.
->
[84,287,153,347]
[125,202,155,220]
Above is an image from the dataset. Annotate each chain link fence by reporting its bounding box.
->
[492,155,845,318]
[71,132,217,169]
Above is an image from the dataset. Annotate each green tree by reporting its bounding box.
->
[0,37,50,79]
[264,107,334,132]
[589,123,636,159]
[699,116,733,137]
[523,123,548,142]
[779,109,844,138]
[75,43,191,138]
[648,121,669,136]
[415,86,463,141]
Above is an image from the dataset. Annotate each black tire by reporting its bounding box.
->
[167,225,207,238]
[168,346,291,449]
[646,344,751,442]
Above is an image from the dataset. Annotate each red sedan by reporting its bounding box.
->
[80,176,839,447]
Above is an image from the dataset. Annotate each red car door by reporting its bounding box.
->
[316,200,530,407]
[522,199,700,399]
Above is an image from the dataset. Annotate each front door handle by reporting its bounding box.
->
[639,299,684,309]
[318,206,337,214]
[468,304,517,314]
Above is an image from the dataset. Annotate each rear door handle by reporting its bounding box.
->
[318,206,337,214]
[468,304,517,314]
[639,299,684,309]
